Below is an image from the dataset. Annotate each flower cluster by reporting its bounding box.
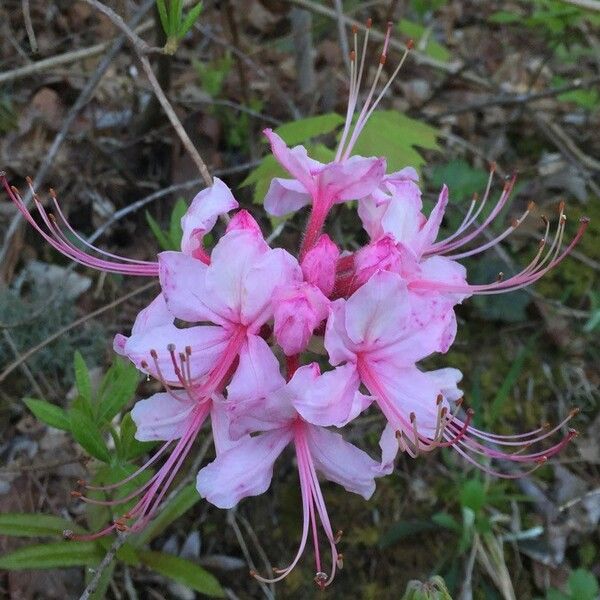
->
[2,23,588,588]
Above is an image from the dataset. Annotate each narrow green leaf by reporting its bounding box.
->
[73,351,92,406]
[146,210,174,251]
[156,0,169,35]
[169,198,188,248]
[274,112,344,146]
[379,520,438,548]
[96,359,139,424]
[178,2,203,39]
[136,484,201,545]
[0,541,102,570]
[24,398,70,431]
[70,408,111,462]
[0,514,83,538]
[139,551,225,597]
[119,413,156,461]
[459,479,487,514]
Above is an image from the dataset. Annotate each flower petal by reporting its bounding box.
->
[227,334,285,405]
[210,395,249,455]
[319,155,386,203]
[196,428,292,508]
[301,234,339,296]
[158,251,228,325]
[131,392,195,441]
[305,425,382,500]
[291,363,364,427]
[416,184,448,254]
[264,178,311,217]
[180,177,238,257]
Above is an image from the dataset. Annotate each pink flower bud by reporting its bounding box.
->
[273,282,329,355]
[300,234,339,296]
[226,209,262,234]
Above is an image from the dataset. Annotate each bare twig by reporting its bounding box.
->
[561,0,600,10]
[333,0,350,73]
[21,0,37,53]
[0,0,156,275]
[1,329,45,398]
[0,281,157,384]
[82,0,213,186]
[78,532,130,600]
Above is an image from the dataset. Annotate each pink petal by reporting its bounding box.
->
[344,270,411,347]
[380,193,424,246]
[416,184,448,254]
[263,129,320,193]
[354,236,420,286]
[323,299,358,366]
[264,177,311,217]
[158,251,228,325]
[123,324,230,385]
[378,423,399,474]
[226,209,262,235]
[180,177,238,256]
[291,363,365,427]
[305,424,382,500]
[357,193,388,240]
[227,334,285,404]
[300,234,339,296]
[196,428,292,508]
[210,395,249,455]
[272,282,329,355]
[131,392,194,441]
[319,155,386,203]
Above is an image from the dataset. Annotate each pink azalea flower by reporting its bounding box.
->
[323,270,578,475]
[197,364,384,588]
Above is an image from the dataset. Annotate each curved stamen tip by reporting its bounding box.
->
[0,170,6,178]
[580,216,590,225]
[70,490,82,498]
[76,479,87,487]
[150,349,158,359]
[352,24,358,34]
[366,17,372,28]
[167,343,176,353]
[466,408,475,418]
[25,175,33,186]
[535,455,548,464]
[49,188,57,199]
[569,407,581,418]
[334,530,343,543]
[63,529,74,540]
[527,201,536,211]
[489,161,497,173]
[409,411,416,423]
[140,360,149,369]
[336,553,344,569]
[185,345,192,356]
[406,38,414,50]
[568,428,578,438]
[350,49,356,61]
[558,200,566,213]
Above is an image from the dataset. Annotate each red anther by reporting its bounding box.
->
[527,201,536,211]
[314,572,328,589]
[380,53,387,65]
[510,217,519,228]
[406,38,414,49]
[436,394,443,405]
[454,398,463,407]
[535,455,548,464]
[185,345,192,355]
[409,411,416,423]
[140,360,148,369]
[558,200,566,213]
[366,17,372,28]
[541,215,549,225]
[122,512,132,519]
[350,50,356,61]
[150,349,158,359]
[25,176,33,185]
[336,553,344,569]
[489,161,497,173]
[496,272,504,282]
[11,185,20,195]
[63,529,74,540]
[49,188,57,198]
[76,479,86,486]
[114,521,128,532]
[70,490,82,498]
[48,213,57,223]
[167,343,176,353]
[395,430,403,440]
[580,216,590,225]
[352,24,358,34]
[569,407,581,418]
[179,352,186,362]
[472,192,479,201]
[567,428,578,438]
[334,530,343,543]
[440,407,448,418]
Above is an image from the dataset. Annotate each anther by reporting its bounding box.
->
[63,529,74,540]
[496,272,504,282]
[70,490,82,498]
[185,345,192,356]
[49,188,57,199]
[535,456,548,464]
[25,176,33,185]
[334,530,343,543]
[140,360,148,369]
[410,412,416,423]
[406,38,414,49]
[558,200,565,214]
[527,201,536,211]
[77,479,87,487]
[150,349,158,359]
[314,572,328,588]
[350,49,356,61]
[436,394,443,405]
[336,554,344,569]
[569,407,580,418]
[167,343,176,353]
[366,17,372,28]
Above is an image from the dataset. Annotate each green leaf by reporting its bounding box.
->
[431,511,462,532]
[146,210,174,251]
[379,520,438,548]
[351,110,440,173]
[459,479,486,514]
[0,541,102,570]
[397,19,450,62]
[169,198,188,249]
[70,408,111,462]
[178,2,203,38]
[96,359,139,424]
[119,413,156,461]
[429,159,489,203]
[73,351,92,407]
[136,484,201,545]
[489,10,521,24]
[274,112,344,146]
[568,569,599,600]
[139,551,225,597]
[0,514,83,538]
[156,0,170,35]
[24,398,70,431]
